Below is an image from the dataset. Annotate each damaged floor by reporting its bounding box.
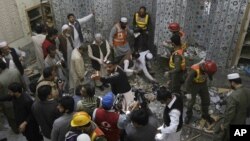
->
[1,48,250,141]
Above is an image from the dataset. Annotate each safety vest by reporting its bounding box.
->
[169,49,186,71]
[91,127,105,141]
[135,13,149,30]
[191,64,206,83]
[113,23,128,47]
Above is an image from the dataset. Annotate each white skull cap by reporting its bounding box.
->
[120,17,128,23]
[62,24,70,32]
[95,33,102,39]
[0,41,7,48]
[227,73,240,80]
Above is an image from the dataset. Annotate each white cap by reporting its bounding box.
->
[0,41,7,48]
[94,33,102,39]
[120,17,128,23]
[62,24,70,32]
[77,133,91,141]
[227,73,240,80]
[146,52,153,60]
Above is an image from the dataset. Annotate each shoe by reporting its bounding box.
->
[0,138,7,141]
[102,83,110,88]
[184,116,191,124]
[98,86,104,91]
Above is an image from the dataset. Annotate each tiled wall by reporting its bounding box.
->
[51,0,248,67]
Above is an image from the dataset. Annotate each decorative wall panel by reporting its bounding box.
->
[51,0,248,67]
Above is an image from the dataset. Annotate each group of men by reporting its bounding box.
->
[0,5,249,141]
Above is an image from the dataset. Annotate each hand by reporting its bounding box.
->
[220,124,225,131]
[128,101,140,111]
[19,121,27,133]
[164,71,170,78]
[150,78,157,83]
[98,59,103,65]
[19,56,24,62]
[58,80,65,91]
[56,61,62,66]
[91,74,100,80]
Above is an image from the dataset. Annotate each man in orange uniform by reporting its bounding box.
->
[165,34,186,94]
[109,17,133,59]
[184,60,217,124]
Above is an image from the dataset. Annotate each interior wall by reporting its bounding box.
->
[155,0,248,67]
[51,0,248,68]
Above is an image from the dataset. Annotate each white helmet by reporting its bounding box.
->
[77,133,91,141]
[146,52,153,60]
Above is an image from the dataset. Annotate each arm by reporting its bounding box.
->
[88,45,101,62]
[14,48,26,57]
[104,40,111,60]
[100,72,119,84]
[0,95,12,101]
[123,60,134,73]
[109,26,117,47]
[78,13,94,25]
[223,97,237,129]
[169,55,182,74]
[142,63,155,81]
[51,121,60,141]
[160,109,180,133]
[74,58,85,79]
[185,70,196,92]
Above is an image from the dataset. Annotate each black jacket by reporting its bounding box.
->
[100,67,131,95]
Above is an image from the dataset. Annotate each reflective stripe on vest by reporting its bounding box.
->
[169,49,186,70]
[191,64,206,83]
[135,13,149,30]
[91,127,105,141]
[113,24,127,47]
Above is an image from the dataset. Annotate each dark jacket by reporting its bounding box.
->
[69,20,84,43]
[163,95,183,132]
[100,67,131,95]
[9,48,24,75]
[58,34,74,64]
[32,99,61,139]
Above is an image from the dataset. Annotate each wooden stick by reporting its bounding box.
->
[187,134,201,141]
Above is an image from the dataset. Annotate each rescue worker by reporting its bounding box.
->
[213,73,250,141]
[109,17,133,58]
[92,92,121,141]
[163,23,187,54]
[133,6,151,52]
[65,111,107,141]
[184,60,217,124]
[164,34,186,93]
[168,23,185,39]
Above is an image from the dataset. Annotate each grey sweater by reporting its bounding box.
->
[51,113,73,141]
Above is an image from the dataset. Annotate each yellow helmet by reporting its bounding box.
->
[71,112,91,127]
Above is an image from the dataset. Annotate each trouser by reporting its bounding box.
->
[0,102,18,134]
[23,120,43,141]
[121,90,135,113]
[134,31,149,53]
[155,130,181,141]
[186,83,210,119]
[169,71,184,94]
